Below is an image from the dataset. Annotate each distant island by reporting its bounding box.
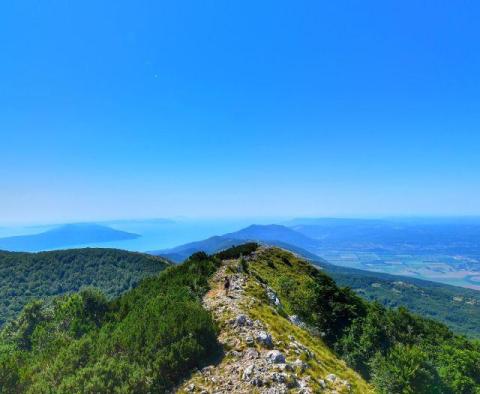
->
[0,223,140,252]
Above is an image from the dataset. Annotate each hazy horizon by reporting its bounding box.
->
[3,214,480,228]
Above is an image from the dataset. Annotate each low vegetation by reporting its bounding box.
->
[244,273,373,393]
[247,248,480,393]
[0,252,220,393]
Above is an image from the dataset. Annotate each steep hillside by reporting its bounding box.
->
[179,246,372,393]
[0,248,169,327]
[318,262,480,339]
[1,245,479,393]
[0,223,140,252]
[0,245,371,393]
[0,251,219,393]
[242,247,480,393]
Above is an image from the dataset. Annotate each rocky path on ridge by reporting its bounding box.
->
[177,254,354,394]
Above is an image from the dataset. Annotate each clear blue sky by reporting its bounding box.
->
[1,1,479,223]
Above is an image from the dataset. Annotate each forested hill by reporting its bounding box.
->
[1,244,479,393]
[319,262,480,339]
[0,248,169,327]
[154,232,480,339]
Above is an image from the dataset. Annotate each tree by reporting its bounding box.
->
[371,344,442,394]
[437,344,480,394]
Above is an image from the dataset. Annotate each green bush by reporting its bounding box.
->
[215,242,258,260]
[371,344,443,394]
[0,252,220,393]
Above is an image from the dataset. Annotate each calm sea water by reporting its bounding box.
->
[0,218,276,253]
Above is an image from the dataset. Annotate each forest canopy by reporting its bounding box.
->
[0,248,169,327]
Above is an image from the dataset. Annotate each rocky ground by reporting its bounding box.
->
[177,253,355,393]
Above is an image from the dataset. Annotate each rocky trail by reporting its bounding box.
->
[178,253,355,393]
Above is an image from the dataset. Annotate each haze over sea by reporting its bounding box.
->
[0,218,275,252]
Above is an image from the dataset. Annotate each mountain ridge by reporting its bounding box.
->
[151,224,480,338]
[151,224,320,262]
[1,244,479,392]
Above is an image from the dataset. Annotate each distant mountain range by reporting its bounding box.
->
[287,217,480,253]
[151,224,321,262]
[152,217,480,262]
[0,223,140,252]
[151,221,480,338]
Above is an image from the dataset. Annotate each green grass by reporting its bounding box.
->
[243,250,373,393]
[244,247,480,393]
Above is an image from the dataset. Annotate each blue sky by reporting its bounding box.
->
[1,1,480,223]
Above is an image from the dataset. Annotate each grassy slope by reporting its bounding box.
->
[245,248,373,393]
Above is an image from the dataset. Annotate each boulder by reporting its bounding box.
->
[256,330,273,348]
[251,376,263,387]
[289,315,306,328]
[266,287,281,306]
[235,314,247,326]
[244,348,259,360]
[326,373,337,383]
[266,350,286,364]
[276,363,293,372]
[292,358,308,372]
[270,372,287,383]
[242,364,255,380]
[201,365,214,375]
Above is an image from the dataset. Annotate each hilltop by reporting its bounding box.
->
[1,244,479,393]
[179,245,371,393]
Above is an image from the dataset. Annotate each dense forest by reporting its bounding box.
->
[1,244,479,393]
[319,262,480,339]
[0,251,221,393]
[0,248,169,327]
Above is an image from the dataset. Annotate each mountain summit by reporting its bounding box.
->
[152,224,320,262]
